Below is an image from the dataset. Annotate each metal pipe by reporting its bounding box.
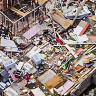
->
[11,22,13,32]
[27,15,29,27]
[7,0,8,8]
[5,17,6,26]
[3,16,5,25]
[22,18,24,29]
[19,5,27,10]
[24,17,26,28]
[72,0,87,25]
[31,12,33,27]
[2,14,3,23]
[34,5,36,24]
[8,20,9,28]
[13,24,15,35]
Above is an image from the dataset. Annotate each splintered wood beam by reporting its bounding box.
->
[10,7,29,17]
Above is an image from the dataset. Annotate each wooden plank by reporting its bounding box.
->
[31,88,46,96]
[88,15,96,21]
[50,9,72,29]
[10,7,24,16]
[43,75,63,90]
[38,0,48,5]
[87,35,96,43]
[10,7,29,17]
[62,19,73,30]
[38,69,56,84]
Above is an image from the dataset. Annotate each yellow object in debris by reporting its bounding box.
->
[30,75,34,79]
[55,7,64,15]
[10,47,12,50]
[84,44,88,47]
[41,54,46,59]
[94,87,96,91]
[17,2,20,4]
[67,37,70,39]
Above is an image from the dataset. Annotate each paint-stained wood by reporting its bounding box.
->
[43,75,63,90]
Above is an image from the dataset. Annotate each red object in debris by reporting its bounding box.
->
[24,74,30,80]
[24,75,28,80]
[8,70,17,82]
[56,37,63,45]
[76,48,83,55]
[59,55,64,60]
[64,0,67,2]
[79,22,89,36]
[76,66,81,70]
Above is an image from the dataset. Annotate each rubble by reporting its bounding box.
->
[0,0,96,96]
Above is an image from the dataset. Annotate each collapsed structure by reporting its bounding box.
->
[0,0,96,96]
